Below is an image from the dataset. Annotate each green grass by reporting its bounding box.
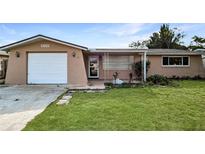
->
[23,80,205,131]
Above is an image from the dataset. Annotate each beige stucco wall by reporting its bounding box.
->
[5,40,88,86]
[147,55,205,78]
[96,54,205,79]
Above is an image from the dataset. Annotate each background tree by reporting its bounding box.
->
[129,40,148,49]
[188,36,205,50]
[129,24,187,49]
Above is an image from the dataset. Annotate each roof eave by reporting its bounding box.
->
[0,35,88,51]
[147,53,202,55]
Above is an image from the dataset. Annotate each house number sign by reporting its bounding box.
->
[41,44,50,48]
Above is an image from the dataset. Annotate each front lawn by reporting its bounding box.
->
[24,80,205,130]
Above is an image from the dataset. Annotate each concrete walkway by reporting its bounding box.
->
[0,85,66,131]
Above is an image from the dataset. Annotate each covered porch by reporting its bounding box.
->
[87,49,148,83]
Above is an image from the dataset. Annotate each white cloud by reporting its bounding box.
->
[0,39,17,46]
[171,24,203,32]
[86,23,145,37]
[0,24,16,35]
[89,32,153,48]
[84,23,152,48]
[102,23,145,37]
[128,32,152,41]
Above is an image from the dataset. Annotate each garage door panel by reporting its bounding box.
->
[28,53,67,84]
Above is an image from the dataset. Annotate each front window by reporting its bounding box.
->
[103,56,134,70]
[162,56,190,66]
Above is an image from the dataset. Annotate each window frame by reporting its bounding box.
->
[161,56,190,67]
[103,55,134,70]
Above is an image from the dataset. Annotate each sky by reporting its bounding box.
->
[0,23,205,48]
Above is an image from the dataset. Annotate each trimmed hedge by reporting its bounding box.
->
[147,74,171,85]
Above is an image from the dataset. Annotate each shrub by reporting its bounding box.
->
[147,74,170,85]
[171,75,204,80]
[193,75,202,80]
[133,61,150,79]
[171,75,180,80]
[113,72,119,84]
[181,76,191,80]
[129,72,133,83]
[104,82,113,89]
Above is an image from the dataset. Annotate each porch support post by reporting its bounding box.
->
[143,51,147,82]
[104,52,106,82]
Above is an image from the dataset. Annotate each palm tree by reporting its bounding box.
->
[129,24,187,49]
[189,36,205,50]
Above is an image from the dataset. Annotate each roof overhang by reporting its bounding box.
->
[89,48,203,55]
[0,51,9,57]
[146,52,202,55]
[0,35,88,51]
[89,48,146,53]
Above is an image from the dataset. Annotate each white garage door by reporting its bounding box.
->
[28,53,67,84]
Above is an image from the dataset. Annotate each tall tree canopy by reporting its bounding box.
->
[188,36,205,50]
[129,24,187,49]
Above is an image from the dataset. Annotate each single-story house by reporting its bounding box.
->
[0,35,204,86]
[0,51,9,79]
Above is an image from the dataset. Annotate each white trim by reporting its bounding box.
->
[161,56,190,67]
[143,52,147,82]
[147,53,200,55]
[0,36,87,51]
[88,56,99,78]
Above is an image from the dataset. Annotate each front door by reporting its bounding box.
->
[88,56,99,78]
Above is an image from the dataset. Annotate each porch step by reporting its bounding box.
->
[68,85,105,90]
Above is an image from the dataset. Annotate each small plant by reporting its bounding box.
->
[133,61,150,79]
[147,74,170,85]
[181,76,191,80]
[104,82,144,88]
[129,72,133,83]
[104,82,113,89]
[171,75,180,80]
[113,72,119,84]
[193,75,202,80]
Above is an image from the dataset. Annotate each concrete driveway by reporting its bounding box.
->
[0,85,66,131]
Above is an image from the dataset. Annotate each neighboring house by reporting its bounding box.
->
[0,35,204,86]
[0,51,9,79]
[195,49,205,68]
[203,55,205,68]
